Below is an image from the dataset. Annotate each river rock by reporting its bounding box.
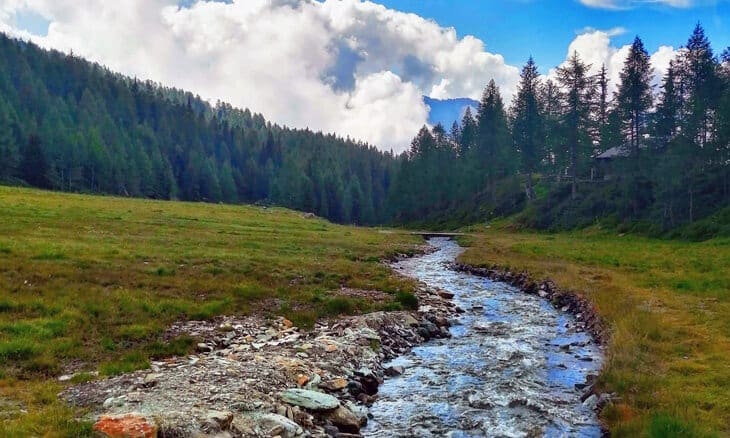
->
[321,378,348,392]
[257,413,303,438]
[280,389,340,410]
[143,373,164,388]
[384,366,404,377]
[326,405,361,433]
[93,413,157,438]
[203,410,233,431]
[437,289,455,299]
[196,343,213,353]
[343,401,368,427]
[582,394,599,410]
[403,314,420,327]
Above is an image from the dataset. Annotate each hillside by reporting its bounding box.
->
[0,34,396,226]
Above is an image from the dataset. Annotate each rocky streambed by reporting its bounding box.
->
[363,238,606,437]
[61,249,458,437]
[61,237,606,437]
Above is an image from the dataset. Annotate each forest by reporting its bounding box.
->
[1,25,729,237]
[0,34,395,225]
[392,25,730,237]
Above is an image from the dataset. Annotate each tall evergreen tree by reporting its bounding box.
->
[0,102,18,181]
[676,24,721,222]
[596,64,611,151]
[458,106,477,158]
[475,80,511,204]
[511,57,544,200]
[616,36,654,156]
[21,135,51,189]
[539,79,563,174]
[556,52,596,199]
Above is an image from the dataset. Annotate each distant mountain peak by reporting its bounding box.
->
[424,96,478,128]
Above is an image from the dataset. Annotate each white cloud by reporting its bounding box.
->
[0,0,520,152]
[549,29,678,95]
[579,0,693,9]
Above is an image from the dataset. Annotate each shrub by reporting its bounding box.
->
[395,292,418,310]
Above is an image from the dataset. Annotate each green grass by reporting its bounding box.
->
[0,186,420,436]
[458,224,730,436]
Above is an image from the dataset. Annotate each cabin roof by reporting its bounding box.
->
[595,145,630,160]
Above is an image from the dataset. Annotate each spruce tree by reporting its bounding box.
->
[21,135,51,189]
[556,52,596,199]
[0,103,18,182]
[511,57,544,200]
[475,80,511,204]
[676,24,721,222]
[616,36,653,156]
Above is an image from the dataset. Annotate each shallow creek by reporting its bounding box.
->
[363,238,603,437]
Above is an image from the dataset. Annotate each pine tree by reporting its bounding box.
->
[653,63,680,147]
[511,57,544,200]
[616,36,653,156]
[458,106,477,158]
[596,64,611,151]
[676,24,721,222]
[556,52,596,199]
[21,135,51,189]
[539,79,563,174]
[0,102,18,182]
[475,80,511,204]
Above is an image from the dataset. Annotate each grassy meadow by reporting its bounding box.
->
[0,186,421,436]
[2,186,729,437]
[458,224,730,437]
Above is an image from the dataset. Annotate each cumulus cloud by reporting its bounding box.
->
[0,0,520,152]
[549,28,678,95]
[0,1,686,151]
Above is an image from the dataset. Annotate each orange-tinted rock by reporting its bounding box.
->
[93,414,157,438]
[297,374,310,386]
[322,378,348,391]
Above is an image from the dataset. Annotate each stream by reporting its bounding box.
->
[363,238,603,437]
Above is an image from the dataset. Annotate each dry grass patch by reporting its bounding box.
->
[458,225,730,437]
[0,186,420,436]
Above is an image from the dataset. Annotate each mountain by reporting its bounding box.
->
[424,96,478,128]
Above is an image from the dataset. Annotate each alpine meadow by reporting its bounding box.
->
[0,1,729,437]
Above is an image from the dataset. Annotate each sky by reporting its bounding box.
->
[0,0,728,152]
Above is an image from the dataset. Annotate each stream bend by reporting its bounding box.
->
[364,238,603,437]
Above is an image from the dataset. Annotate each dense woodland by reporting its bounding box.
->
[0,34,395,225]
[391,25,730,237]
[1,26,729,237]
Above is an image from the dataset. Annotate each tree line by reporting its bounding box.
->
[1,26,728,236]
[390,24,730,235]
[0,34,394,225]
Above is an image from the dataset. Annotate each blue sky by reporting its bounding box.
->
[379,0,729,71]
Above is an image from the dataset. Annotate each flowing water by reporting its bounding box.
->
[364,238,603,437]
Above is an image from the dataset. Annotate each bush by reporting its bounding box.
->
[395,292,418,310]
[324,297,356,316]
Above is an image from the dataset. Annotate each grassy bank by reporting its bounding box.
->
[0,187,420,436]
[457,224,730,437]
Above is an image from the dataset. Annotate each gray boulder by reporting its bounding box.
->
[280,389,340,411]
